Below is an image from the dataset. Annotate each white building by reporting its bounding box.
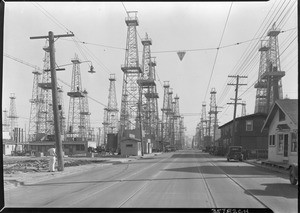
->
[262,99,298,165]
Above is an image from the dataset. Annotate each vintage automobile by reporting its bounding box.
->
[226,146,243,162]
[289,164,298,185]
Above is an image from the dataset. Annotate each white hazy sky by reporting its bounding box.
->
[2,1,298,137]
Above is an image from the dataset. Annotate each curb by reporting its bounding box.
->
[245,160,289,176]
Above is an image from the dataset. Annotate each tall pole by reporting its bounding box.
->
[30,31,74,171]
[227,75,247,146]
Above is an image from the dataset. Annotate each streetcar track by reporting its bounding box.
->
[118,153,179,207]
[61,153,173,206]
[194,152,218,208]
[203,153,270,209]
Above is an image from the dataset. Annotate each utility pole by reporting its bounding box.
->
[30,31,74,171]
[227,75,247,146]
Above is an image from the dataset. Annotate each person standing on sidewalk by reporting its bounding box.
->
[48,146,56,172]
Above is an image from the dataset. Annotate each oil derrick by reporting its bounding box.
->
[161,81,171,146]
[103,74,119,146]
[147,57,159,149]
[28,69,42,141]
[138,33,152,135]
[208,88,217,144]
[3,109,10,132]
[8,93,18,135]
[119,11,142,137]
[173,95,181,149]
[255,23,285,113]
[201,102,208,147]
[167,88,174,145]
[241,101,246,116]
[254,40,269,113]
[179,117,185,149]
[37,41,55,139]
[80,89,91,140]
[67,54,85,140]
[137,33,160,149]
[57,86,66,138]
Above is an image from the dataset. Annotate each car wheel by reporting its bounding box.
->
[290,167,298,185]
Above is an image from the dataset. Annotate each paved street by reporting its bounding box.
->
[5,150,298,212]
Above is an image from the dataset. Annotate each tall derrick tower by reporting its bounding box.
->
[208,88,217,143]
[103,74,119,145]
[8,93,18,135]
[255,23,285,113]
[137,33,160,149]
[119,11,142,138]
[80,89,91,140]
[201,102,208,146]
[254,40,269,113]
[167,88,174,145]
[173,95,181,149]
[28,69,42,141]
[37,41,55,138]
[161,81,171,147]
[67,54,85,140]
[3,109,10,132]
[138,33,152,135]
[147,57,159,149]
[179,116,185,149]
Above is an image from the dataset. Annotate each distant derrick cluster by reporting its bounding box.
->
[19,11,185,153]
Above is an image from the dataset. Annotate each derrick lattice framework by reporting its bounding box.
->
[200,102,208,143]
[103,74,119,145]
[208,88,217,142]
[8,93,18,135]
[161,81,171,144]
[167,88,174,145]
[120,11,142,134]
[173,95,181,149]
[179,117,185,149]
[28,69,42,141]
[67,54,87,140]
[37,41,55,137]
[2,109,10,132]
[137,33,160,149]
[80,89,91,140]
[255,22,285,113]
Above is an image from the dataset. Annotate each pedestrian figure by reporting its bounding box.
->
[48,146,56,172]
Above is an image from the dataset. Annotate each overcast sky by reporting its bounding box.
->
[2,1,298,137]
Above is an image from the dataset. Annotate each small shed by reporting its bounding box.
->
[120,137,142,157]
[261,99,298,165]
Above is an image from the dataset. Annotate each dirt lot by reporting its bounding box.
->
[3,154,135,191]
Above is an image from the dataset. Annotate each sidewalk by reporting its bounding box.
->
[245,159,289,175]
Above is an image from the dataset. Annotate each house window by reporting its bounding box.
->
[279,109,285,121]
[126,144,133,148]
[76,144,85,151]
[269,135,275,146]
[246,120,253,131]
[278,134,283,153]
[291,132,297,152]
[138,142,141,151]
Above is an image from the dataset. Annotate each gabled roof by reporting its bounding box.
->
[261,99,298,130]
[218,112,267,129]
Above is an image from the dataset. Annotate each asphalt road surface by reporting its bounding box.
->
[4,150,298,212]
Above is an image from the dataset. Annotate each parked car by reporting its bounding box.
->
[289,164,298,185]
[226,146,243,162]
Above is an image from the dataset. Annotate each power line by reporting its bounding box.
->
[204,2,233,101]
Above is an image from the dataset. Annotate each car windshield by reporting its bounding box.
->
[230,147,241,152]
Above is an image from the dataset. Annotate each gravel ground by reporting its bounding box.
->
[3,154,137,191]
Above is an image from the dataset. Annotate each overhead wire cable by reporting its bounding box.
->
[203,2,233,101]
